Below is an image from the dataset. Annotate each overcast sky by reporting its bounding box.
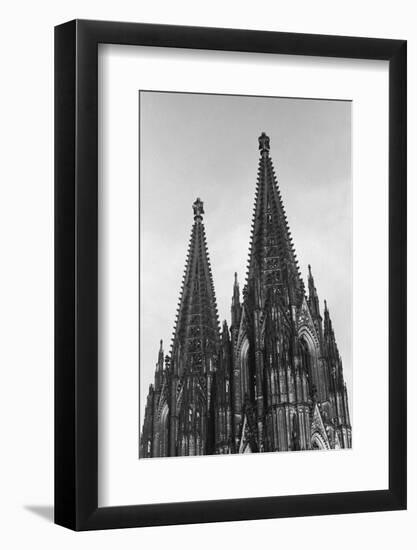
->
[139,91,352,424]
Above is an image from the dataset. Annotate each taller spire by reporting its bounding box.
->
[171,198,220,376]
[246,133,304,306]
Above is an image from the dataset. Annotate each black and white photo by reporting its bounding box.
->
[139,91,352,458]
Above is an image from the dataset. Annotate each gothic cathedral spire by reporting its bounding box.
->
[170,197,220,377]
[232,133,351,453]
[246,132,304,309]
[140,198,221,458]
[140,134,351,458]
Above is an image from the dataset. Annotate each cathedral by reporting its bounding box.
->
[139,133,352,458]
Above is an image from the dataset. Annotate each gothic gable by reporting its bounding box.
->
[297,296,321,349]
[310,403,331,450]
[238,409,258,454]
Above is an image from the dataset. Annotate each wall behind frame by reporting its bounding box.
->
[0,1,414,549]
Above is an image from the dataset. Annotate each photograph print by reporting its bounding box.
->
[139,91,352,459]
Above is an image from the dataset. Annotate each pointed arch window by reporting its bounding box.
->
[311,432,328,450]
[240,340,250,401]
[300,339,312,391]
[160,404,169,457]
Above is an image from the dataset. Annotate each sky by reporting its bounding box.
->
[139,91,352,423]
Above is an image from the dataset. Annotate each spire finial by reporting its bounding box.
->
[193,197,204,221]
[308,264,312,276]
[258,132,270,155]
[324,299,328,312]
[159,339,163,351]
[234,272,238,285]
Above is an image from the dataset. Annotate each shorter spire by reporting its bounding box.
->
[164,355,170,371]
[231,272,242,330]
[308,264,315,290]
[232,272,240,303]
[221,320,231,344]
[307,265,321,321]
[193,197,204,221]
[156,339,164,373]
[222,319,229,336]
[323,300,335,336]
[258,132,270,156]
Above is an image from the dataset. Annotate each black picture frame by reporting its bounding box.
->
[55,19,407,531]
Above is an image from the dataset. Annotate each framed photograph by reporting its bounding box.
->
[55,20,406,530]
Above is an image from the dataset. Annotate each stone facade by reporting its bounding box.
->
[140,133,352,458]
